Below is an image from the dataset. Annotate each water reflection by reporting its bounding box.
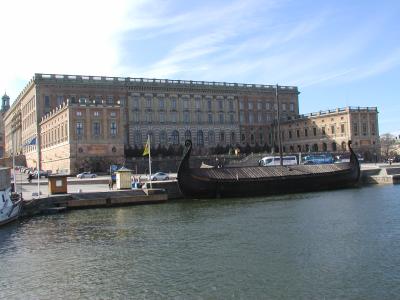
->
[1,185,400,299]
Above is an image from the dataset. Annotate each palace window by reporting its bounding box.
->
[239,112,244,123]
[146,96,152,108]
[219,113,224,124]
[134,131,142,146]
[331,125,335,134]
[76,122,83,136]
[110,121,117,136]
[218,100,223,111]
[196,112,202,123]
[229,100,234,111]
[207,99,212,111]
[133,97,139,109]
[57,96,64,106]
[184,111,190,123]
[353,123,358,136]
[249,112,254,124]
[362,123,367,136]
[93,122,101,136]
[160,112,165,123]
[208,113,213,124]
[197,130,204,146]
[171,98,177,110]
[159,131,167,145]
[220,131,225,143]
[185,130,192,141]
[195,98,201,110]
[183,99,189,110]
[208,131,215,145]
[159,98,165,109]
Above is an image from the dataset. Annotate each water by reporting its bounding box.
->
[1,185,400,299]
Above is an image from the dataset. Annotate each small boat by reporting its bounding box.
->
[177,140,360,199]
[0,187,22,226]
[0,168,23,227]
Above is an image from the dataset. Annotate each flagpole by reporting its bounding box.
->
[37,135,40,198]
[148,135,152,189]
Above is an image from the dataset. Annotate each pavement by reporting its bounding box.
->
[12,171,177,201]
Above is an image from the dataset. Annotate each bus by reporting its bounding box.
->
[259,156,298,166]
[303,154,334,165]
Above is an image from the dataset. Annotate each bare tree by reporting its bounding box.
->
[380,133,396,158]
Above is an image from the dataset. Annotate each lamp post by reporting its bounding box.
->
[275,84,283,165]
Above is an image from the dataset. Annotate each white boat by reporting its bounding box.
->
[0,167,22,227]
[0,187,22,226]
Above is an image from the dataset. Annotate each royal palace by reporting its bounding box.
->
[1,73,379,174]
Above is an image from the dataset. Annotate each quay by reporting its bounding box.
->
[21,188,167,218]
[17,163,400,218]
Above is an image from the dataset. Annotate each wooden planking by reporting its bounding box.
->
[193,164,350,180]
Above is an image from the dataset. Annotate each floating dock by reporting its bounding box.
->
[22,189,167,217]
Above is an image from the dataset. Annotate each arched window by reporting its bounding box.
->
[297,145,301,152]
[290,146,294,152]
[231,132,236,144]
[312,143,318,152]
[208,130,215,145]
[159,131,167,145]
[305,144,310,152]
[134,131,142,146]
[184,130,191,141]
[250,134,255,144]
[341,141,346,151]
[197,130,204,146]
[172,130,179,145]
[322,143,327,152]
[220,131,225,144]
[332,142,337,151]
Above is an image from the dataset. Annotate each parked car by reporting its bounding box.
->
[150,172,170,181]
[76,172,97,179]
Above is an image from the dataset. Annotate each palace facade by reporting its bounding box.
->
[3,73,299,173]
[279,107,379,160]
[2,73,379,174]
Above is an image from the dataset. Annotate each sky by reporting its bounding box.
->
[0,0,399,134]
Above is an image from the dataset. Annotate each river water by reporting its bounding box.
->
[1,185,400,299]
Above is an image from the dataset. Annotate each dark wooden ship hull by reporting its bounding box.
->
[177,140,360,199]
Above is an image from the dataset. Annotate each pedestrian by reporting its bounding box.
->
[108,178,113,190]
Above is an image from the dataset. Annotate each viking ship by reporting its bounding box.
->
[177,140,360,199]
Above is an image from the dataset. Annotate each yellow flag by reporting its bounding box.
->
[143,136,150,156]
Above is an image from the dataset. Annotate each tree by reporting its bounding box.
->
[380,133,396,158]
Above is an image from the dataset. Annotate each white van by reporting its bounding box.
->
[258,156,298,166]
